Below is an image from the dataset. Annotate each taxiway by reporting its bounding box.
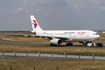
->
[0,40,104,49]
[0,40,105,61]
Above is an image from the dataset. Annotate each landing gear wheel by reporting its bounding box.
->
[50,43,53,46]
[92,44,94,47]
[70,43,73,46]
[50,43,57,46]
[66,43,69,46]
[66,43,73,46]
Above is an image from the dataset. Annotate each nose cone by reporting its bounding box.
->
[96,35,100,40]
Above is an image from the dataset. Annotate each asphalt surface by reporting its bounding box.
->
[0,40,48,47]
[0,40,104,49]
[0,39,105,61]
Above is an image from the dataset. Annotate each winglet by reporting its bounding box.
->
[2,32,6,35]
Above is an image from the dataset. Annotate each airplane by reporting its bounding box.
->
[30,15,100,46]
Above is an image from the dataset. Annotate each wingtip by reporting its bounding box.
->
[2,32,6,35]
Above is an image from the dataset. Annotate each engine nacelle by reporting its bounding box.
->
[50,38,62,45]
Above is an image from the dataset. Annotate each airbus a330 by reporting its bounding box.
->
[30,15,100,46]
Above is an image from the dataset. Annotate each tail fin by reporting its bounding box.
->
[30,15,43,32]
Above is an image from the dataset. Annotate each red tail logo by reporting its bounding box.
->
[33,20,37,29]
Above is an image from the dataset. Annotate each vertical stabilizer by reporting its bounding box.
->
[30,15,43,32]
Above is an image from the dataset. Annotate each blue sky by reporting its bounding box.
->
[0,0,105,31]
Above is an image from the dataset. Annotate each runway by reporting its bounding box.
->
[0,40,49,47]
[0,40,104,49]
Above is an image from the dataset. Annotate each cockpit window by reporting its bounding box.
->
[93,33,98,35]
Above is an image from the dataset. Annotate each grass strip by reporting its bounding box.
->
[0,61,105,70]
[0,45,105,56]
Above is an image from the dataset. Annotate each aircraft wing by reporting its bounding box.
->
[36,35,69,41]
[1,32,36,37]
[1,32,70,41]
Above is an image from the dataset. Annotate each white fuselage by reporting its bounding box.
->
[36,30,100,42]
[30,15,100,45]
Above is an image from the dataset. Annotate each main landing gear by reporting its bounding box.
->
[50,42,73,46]
[66,42,73,46]
[50,43,57,46]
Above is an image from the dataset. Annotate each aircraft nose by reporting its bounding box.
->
[97,35,100,39]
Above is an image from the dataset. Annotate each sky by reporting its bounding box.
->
[0,0,105,31]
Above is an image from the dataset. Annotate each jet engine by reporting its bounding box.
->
[50,38,62,45]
